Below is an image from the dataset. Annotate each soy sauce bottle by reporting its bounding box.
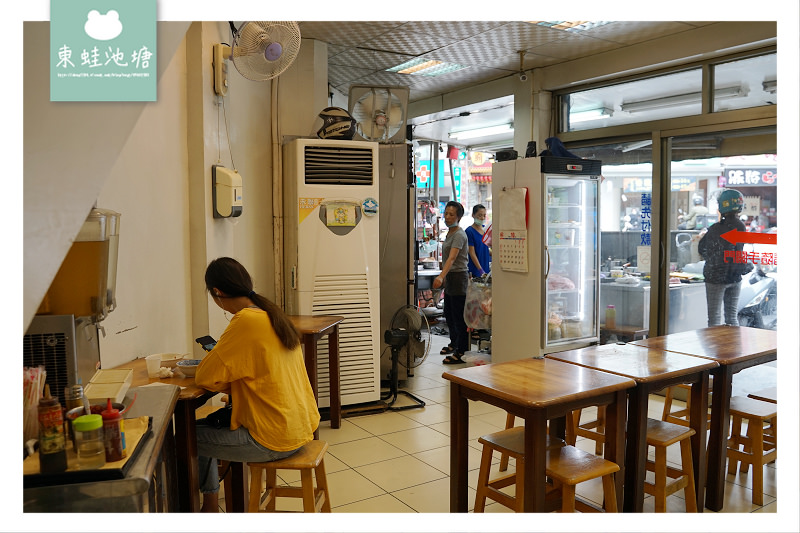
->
[38,384,68,473]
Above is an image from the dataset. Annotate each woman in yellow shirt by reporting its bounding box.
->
[195,257,320,512]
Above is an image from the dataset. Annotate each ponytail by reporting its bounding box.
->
[250,292,301,350]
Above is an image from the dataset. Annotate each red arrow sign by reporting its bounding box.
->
[720,229,776,246]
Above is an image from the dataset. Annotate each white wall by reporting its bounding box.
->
[24,22,328,369]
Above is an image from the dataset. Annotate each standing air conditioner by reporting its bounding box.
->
[283,138,381,407]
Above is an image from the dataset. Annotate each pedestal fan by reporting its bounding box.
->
[381,305,431,411]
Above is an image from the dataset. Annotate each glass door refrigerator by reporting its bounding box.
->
[491,156,601,362]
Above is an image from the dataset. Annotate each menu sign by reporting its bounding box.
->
[719,167,777,187]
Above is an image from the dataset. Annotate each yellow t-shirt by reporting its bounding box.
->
[195,307,320,451]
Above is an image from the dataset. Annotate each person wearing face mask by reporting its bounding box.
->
[465,204,491,278]
[434,201,471,364]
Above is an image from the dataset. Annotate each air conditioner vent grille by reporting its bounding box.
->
[310,274,378,406]
[304,146,374,185]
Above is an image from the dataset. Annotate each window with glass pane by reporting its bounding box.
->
[665,128,777,333]
[713,53,777,112]
[563,69,702,132]
[569,142,653,343]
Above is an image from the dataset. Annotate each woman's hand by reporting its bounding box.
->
[432,275,444,289]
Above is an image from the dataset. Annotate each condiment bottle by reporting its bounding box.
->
[101,398,126,462]
[38,384,68,473]
[73,414,106,469]
[605,305,617,329]
[64,385,85,452]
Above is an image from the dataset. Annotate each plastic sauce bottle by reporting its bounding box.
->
[101,398,126,462]
[73,414,106,469]
[605,305,617,329]
[38,384,68,473]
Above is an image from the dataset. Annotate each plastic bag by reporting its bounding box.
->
[463,276,492,330]
[482,223,492,247]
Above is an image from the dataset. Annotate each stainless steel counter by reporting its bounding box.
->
[23,383,179,512]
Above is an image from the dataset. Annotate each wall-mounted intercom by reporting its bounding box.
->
[212,164,243,218]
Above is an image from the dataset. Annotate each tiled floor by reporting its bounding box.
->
[213,333,778,515]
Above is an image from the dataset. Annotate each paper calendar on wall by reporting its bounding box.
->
[497,187,529,272]
[498,229,528,272]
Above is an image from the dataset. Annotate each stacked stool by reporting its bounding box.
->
[726,396,777,506]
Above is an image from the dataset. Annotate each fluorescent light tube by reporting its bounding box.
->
[448,124,512,140]
[621,86,744,113]
[570,107,612,123]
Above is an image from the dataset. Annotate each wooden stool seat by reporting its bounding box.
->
[247,440,331,513]
[644,418,698,512]
[474,427,618,513]
[727,396,777,506]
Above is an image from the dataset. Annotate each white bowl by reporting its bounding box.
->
[176,359,201,377]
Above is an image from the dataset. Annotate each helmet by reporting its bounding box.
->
[316,107,356,140]
[692,195,704,206]
[718,189,744,214]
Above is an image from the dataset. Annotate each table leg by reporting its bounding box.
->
[174,400,201,512]
[328,326,341,429]
[689,371,709,511]
[522,410,548,512]
[705,366,734,511]
[449,384,469,512]
[623,387,648,512]
[227,462,248,512]
[302,334,320,439]
[604,389,627,507]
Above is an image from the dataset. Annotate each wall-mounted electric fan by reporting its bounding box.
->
[214,21,301,95]
[348,85,409,143]
[381,305,431,411]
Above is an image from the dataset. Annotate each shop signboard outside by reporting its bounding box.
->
[718,167,777,187]
[415,159,462,201]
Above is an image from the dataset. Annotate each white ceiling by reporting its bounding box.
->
[298,20,720,148]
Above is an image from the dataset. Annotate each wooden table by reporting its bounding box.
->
[547,343,718,512]
[442,358,635,512]
[114,357,218,512]
[288,315,344,432]
[629,325,777,511]
[115,315,343,512]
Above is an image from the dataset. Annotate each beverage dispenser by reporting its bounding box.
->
[37,208,121,320]
[25,208,121,405]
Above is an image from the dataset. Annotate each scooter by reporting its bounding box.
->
[737,265,777,329]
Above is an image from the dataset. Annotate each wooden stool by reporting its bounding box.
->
[474,427,619,513]
[661,378,713,427]
[726,396,777,506]
[643,418,698,512]
[474,427,564,512]
[247,440,331,513]
[547,444,620,513]
[567,406,606,455]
